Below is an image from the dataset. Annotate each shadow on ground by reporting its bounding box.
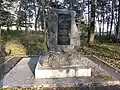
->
[27,56,39,76]
[0,52,5,80]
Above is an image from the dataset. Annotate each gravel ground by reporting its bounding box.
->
[0,56,118,87]
[80,57,113,77]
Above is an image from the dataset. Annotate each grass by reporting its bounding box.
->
[80,35,120,69]
[80,43,120,69]
[95,35,116,43]
[4,40,27,56]
[94,76,113,81]
[1,30,47,57]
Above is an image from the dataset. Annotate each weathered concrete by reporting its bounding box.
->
[35,51,91,78]
[35,63,91,78]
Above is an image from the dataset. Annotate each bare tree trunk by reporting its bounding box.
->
[98,16,102,36]
[35,7,40,32]
[102,15,105,35]
[106,0,110,36]
[116,0,120,42]
[106,13,110,36]
[114,0,118,37]
[101,2,105,36]
[7,22,10,33]
[25,9,28,33]
[34,0,37,31]
[87,0,90,38]
[16,0,22,32]
[88,0,97,45]
[88,0,90,24]
[109,0,114,36]
[25,20,28,33]
[99,23,102,36]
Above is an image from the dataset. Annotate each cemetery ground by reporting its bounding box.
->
[0,30,120,89]
[80,36,120,70]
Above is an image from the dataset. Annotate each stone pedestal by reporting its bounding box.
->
[35,64,91,78]
[35,9,91,79]
[35,55,91,79]
[35,51,91,79]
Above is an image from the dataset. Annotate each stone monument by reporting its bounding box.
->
[47,9,80,52]
[35,9,91,78]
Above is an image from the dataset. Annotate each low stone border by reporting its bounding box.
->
[0,56,15,67]
[0,57,22,79]
[92,55,120,73]
[86,55,120,80]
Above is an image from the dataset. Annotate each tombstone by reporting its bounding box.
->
[47,9,80,52]
[35,9,91,78]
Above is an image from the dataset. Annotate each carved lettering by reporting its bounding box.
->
[58,14,71,45]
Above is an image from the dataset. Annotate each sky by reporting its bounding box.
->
[59,0,64,3]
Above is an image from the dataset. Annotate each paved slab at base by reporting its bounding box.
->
[0,57,39,87]
[1,56,117,87]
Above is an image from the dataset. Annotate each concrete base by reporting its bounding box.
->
[35,60,91,79]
